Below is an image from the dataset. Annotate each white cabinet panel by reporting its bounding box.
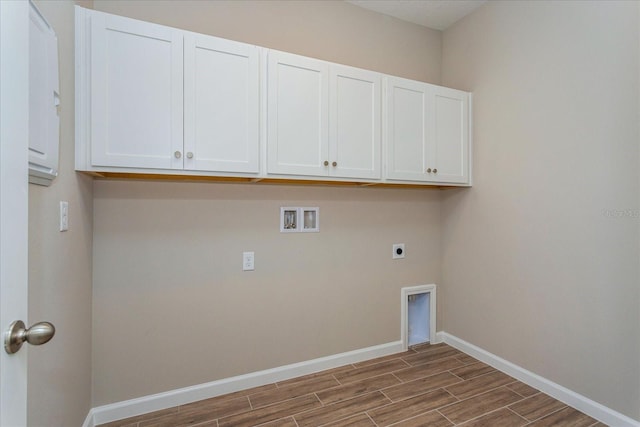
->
[385,77,470,184]
[330,65,381,179]
[28,2,59,186]
[267,53,381,180]
[184,34,259,173]
[433,87,469,184]
[91,13,183,169]
[385,77,432,181]
[267,51,329,176]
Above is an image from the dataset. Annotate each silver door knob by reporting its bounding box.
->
[426,168,432,173]
[4,320,55,354]
[186,152,194,159]
[174,151,182,159]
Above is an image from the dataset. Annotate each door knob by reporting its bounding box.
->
[332,161,337,167]
[186,152,194,159]
[323,161,329,166]
[174,151,182,159]
[4,320,55,354]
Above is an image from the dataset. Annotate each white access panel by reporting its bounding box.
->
[401,284,437,351]
[90,12,183,169]
[432,87,469,184]
[385,77,432,181]
[408,292,430,346]
[184,33,259,173]
[28,1,59,186]
[330,65,381,179]
[267,51,329,176]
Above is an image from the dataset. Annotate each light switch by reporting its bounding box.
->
[59,201,68,232]
[243,252,255,271]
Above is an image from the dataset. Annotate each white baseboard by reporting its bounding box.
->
[438,332,640,427]
[84,340,403,427]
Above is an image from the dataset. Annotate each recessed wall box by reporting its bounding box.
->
[301,207,319,232]
[280,207,319,233]
[280,207,298,232]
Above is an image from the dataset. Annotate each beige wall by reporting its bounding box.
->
[93,0,442,84]
[93,182,441,404]
[28,1,94,426]
[441,0,640,421]
[90,1,444,405]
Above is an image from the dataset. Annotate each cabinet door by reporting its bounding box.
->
[267,51,329,176]
[431,86,469,184]
[385,77,432,181]
[330,65,381,179]
[184,34,259,173]
[91,12,183,169]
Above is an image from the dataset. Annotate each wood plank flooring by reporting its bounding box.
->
[98,343,605,427]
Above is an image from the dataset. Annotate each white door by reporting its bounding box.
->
[91,11,184,169]
[0,0,30,424]
[329,65,381,180]
[184,33,259,173]
[431,87,469,184]
[385,76,432,182]
[267,50,329,176]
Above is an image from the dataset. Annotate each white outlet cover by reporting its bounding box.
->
[392,243,405,259]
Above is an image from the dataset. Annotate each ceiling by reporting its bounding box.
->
[346,0,487,31]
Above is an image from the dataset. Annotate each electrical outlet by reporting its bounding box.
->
[392,243,405,259]
[243,252,255,271]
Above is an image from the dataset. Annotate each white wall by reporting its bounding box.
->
[28,1,94,426]
[441,0,640,420]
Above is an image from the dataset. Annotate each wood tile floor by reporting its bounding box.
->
[99,343,606,427]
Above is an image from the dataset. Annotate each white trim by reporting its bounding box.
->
[438,332,640,427]
[81,409,95,427]
[89,341,403,426]
[400,284,437,351]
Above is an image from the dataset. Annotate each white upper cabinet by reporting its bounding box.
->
[330,65,381,179]
[90,12,184,169]
[267,51,329,177]
[77,7,470,186]
[184,33,259,173]
[385,77,469,184]
[267,51,381,180]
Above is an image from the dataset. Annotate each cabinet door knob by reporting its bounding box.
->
[433,168,437,173]
[324,161,329,166]
[174,151,182,159]
[426,168,432,173]
[186,152,194,159]
[332,161,337,167]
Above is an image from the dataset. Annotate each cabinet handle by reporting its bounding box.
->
[186,152,194,159]
[324,161,329,166]
[174,151,182,159]
[332,161,337,167]
[433,168,437,173]
[426,168,432,173]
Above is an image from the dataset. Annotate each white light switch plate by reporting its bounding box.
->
[243,252,255,271]
[59,201,68,232]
